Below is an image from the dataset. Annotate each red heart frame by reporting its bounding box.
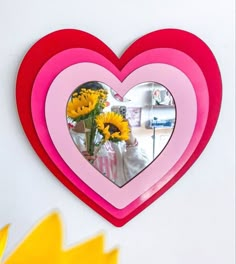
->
[16,29,222,226]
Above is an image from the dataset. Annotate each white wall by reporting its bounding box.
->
[0,1,235,263]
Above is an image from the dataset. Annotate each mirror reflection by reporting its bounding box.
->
[66,81,176,187]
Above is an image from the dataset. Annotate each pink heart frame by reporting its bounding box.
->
[31,47,205,211]
[16,29,222,226]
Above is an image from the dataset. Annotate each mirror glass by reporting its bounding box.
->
[66,81,176,187]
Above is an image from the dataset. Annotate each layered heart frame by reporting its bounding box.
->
[16,28,222,226]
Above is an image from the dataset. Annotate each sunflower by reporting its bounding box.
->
[81,88,108,109]
[95,112,130,142]
[67,88,109,121]
[67,90,99,121]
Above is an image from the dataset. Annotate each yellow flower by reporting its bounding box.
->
[67,91,99,120]
[67,88,108,121]
[95,112,130,142]
[81,88,108,109]
[2,213,118,264]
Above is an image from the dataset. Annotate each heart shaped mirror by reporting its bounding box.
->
[17,28,221,226]
[66,81,176,187]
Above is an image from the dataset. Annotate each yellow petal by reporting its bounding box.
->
[0,224,10,262]
[62,235,119,264]
[4,213,62,264]
[61,234,110,264]
[103,126,111,141]
[105,248,119,264]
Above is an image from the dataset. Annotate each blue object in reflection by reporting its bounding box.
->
[149,117,175,128]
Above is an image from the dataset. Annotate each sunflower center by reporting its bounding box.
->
[104,123,120,134]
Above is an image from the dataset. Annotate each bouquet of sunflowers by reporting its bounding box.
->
[67,87,130,158]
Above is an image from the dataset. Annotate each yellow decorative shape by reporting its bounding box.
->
[2,213,118,264]
[4,213,62,264]
[62,235,119,264]
[0,224,10,262]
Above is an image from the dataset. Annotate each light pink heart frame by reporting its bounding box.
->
[17,29,222,226]
[45,62,197,208]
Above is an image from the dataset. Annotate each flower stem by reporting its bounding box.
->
[84,114,97,156]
